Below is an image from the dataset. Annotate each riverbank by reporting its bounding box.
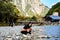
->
[0,21,60,26]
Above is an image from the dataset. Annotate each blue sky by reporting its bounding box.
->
[40,0,60,8]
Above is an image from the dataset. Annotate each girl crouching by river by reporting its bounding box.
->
[21,22,32,35]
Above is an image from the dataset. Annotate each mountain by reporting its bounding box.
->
[11,0,49,18]
[46,2,60,16]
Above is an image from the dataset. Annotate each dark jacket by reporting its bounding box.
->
[21,23,32,35]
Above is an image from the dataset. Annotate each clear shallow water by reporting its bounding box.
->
[32,25,60,35]
[32,25,60,40]
[0,25,60,40]
[44,25,60,36]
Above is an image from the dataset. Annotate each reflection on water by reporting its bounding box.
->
[0,25,60,40]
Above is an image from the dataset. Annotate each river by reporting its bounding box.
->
[0,25,60,40]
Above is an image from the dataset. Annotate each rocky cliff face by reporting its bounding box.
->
[12,0,49,17]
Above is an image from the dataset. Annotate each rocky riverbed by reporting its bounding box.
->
[0,25,60,40]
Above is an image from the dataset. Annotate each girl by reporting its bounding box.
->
[21,22,32,35]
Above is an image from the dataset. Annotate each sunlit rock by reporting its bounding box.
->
[11,0,49,17]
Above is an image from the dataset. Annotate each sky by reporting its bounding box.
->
[40,0,60,8]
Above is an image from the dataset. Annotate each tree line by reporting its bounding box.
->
[0,0,19,24]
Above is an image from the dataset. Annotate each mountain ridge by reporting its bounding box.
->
[12,0,49,18]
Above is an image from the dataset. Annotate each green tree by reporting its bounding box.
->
[46,2,60,16]
[0,1,19,23]
[30,16,37,21]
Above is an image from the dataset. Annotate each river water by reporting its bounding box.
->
[0,25,60,40]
